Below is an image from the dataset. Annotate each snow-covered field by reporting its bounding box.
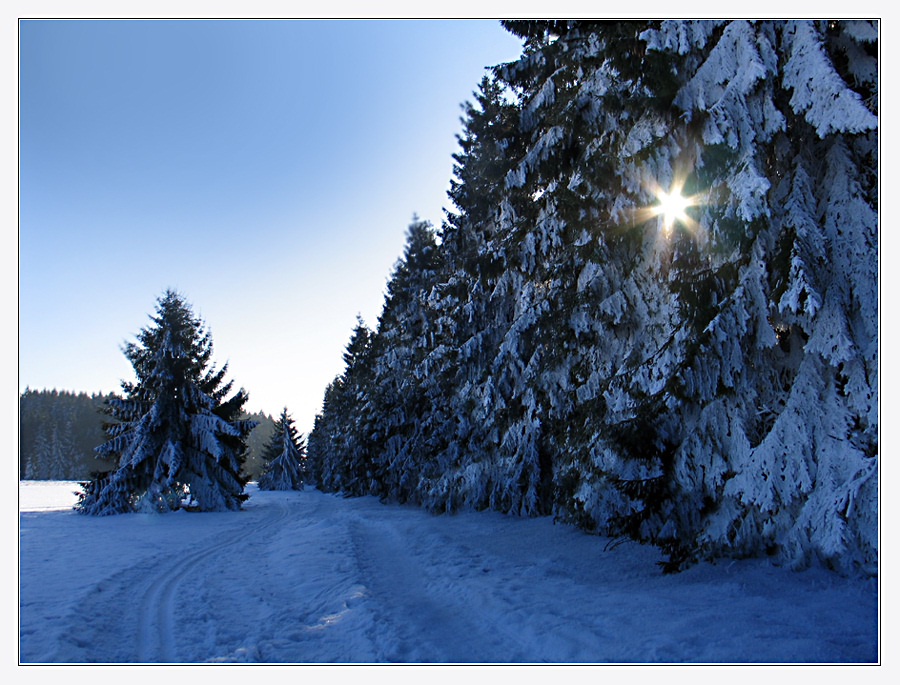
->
[19,480,878,664]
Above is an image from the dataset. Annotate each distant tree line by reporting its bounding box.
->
[19,387,277,481]
[19,389,117,480]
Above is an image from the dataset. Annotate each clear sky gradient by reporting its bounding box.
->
[19,19,525,434]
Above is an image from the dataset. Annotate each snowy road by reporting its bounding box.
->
[19,481,878,663]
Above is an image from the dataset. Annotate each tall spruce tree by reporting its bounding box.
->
[258,408,306,491]
[307,317,375,494]
[366,218,441,502]
[76,290,255,515]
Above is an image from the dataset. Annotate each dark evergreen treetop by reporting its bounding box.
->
[447,75,519,235]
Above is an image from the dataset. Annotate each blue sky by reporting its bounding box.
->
[19,19,524,433]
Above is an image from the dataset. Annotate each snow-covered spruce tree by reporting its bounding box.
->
[307,317,375,494]
[719,20,877,572]
[309,217,444,502]
[305,378,339,489]
[473,21,685,543]
[489,19,877,573]
[75,290,255,515]
[365,218,442,502]
[258,408,306,491]
[608,20,878,573]
[416,73,545,515]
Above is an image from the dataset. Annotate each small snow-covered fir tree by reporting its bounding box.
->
[258,408,306,491]
[76,290,255,515]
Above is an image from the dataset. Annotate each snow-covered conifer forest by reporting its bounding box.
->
[307,20,878,575]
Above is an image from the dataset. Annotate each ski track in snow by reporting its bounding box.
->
[40,491,291,663]
[136,497,292,662]
[19,482,878,664]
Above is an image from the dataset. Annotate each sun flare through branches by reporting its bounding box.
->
[650,180,700,235]
[628,173,705,239]
[655,187,691,232]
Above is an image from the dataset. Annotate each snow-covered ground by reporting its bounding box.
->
[19,480,878,664]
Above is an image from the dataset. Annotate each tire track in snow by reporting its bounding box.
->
[137,497,292,662]
[347,516,528,662]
